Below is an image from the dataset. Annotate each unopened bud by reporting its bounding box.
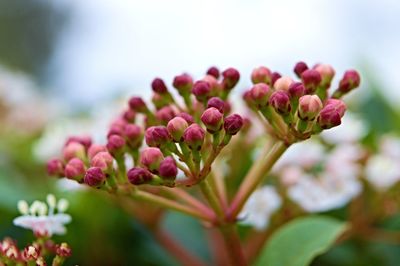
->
[65,136,92,149]
[177,112,194,124]
[325,98,346,117]
[84,167,106,187]
[124,124,143,148]
[156,106,176,125]
[224,114,244,135]
[273,76,293,91]
[249,83,270,106]
[222,67,240,90]
[271,72,282,85]
[63,142,86,162]
[173,73,193,94]
[106,134,126,156]
[192,80,211,102]
[47,159,64,177]
[207,97,225,113]
[122,109,136,123]
[318,105,342,129]
[251,66,272,84]
[56,243,72,258]
[151,78,169,94]
[64,158,86,181]
[128,97,148,113]
[338,70,361,93]
[183,123,205,150]
[127,167,153,185]
[201,107,224,133]
[288,82,305,99]
[140,147,164,173]
[167,117,188,142]
[23,245,39,260]
[298,95,323,120]
[294,61,309,77]
[91,151,114,172]
[159,156,178,180]
[88,144,107,160]
[269,91,291,114]
[145,126,171,147]
[206,66,220,79]
[314,64,335,87]
[301,69,322,93]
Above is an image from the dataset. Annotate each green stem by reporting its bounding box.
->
[228,141,289,221]
[220,224,248,266]
[200,179,225,219]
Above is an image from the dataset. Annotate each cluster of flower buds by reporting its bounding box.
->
[244,62,360,143]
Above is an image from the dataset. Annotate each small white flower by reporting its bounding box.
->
[13,195,71,236]
[379,135,400,158]
[365,154,400,190]
[239,186,282,230]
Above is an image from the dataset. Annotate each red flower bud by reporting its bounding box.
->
[222,67,240,90]
[294,61,309,77]
[88,144,107,160]
[64,158,86,181]
[250,83,270,106]
[325,98,346,117]
[124,124,143,148]
[224,114,244,135]
[298,95,323,120]
[91,151,114,172]
[127,167,154,185]
[23,245,39,260]
[301,69,322,93]
[173,73,193,94]
[269,91,291,114]
[47,159,64,177]
[288,82,305,99]
[107,123,125,138]
[183,123,205,150]
[167,117,188,142]
[251,66,272,84]
[122,109,136,123]
[140,147,164,173]
[206,66,220,79]
[318,105,342,129]
[156,106,176,125]
[201,107,224,133]
[273,76,293,91]
[314,64,335,87]
[159,156,178,180]
[145,126,171,147]
[192,80,211,102]
[128,97,148,113]
[84,167,106,187]
[338,70,360,93]
[271,72,282,85]
[207,97,225,113]
[63,142,86,162]
[151,78,168,94]
[65,135,92,150]
[106,134,126,156]
[177,112,194,124]
[56,243,72,258]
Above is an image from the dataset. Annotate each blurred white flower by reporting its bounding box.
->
[365,154,400,190]
[239,186,282,230]
[13,195,71,236]
[379,135,400,158]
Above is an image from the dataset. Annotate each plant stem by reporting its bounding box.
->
[199,179,225,219]
[227,141,289,221]
[220,224,248,266]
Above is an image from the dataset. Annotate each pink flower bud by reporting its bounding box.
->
[106,134,126,156]
[47,159,64,177]
[140,147,164,173]
[84,167,106,187]
[294,61,309,77]
[314,64,335,86]
[151,78,168,94]
[338,70,360,92]
[64,158,86,181]
[298,95,323,120]
[202,75,220,94]
[177,112,194,124]
[107,123,125,138]
[122,109,136,123]
[207,97,225,113]
[201,107,224,133]
[271,72,282,85]
[301,69,322,93]
[124,124,143,148]
[206,66,220,79]
[222,67,240,90]
[56,243,72,258]
[288,82,305,99]
[325,98,346,117]
[65,135,92,149]
[145,126,171,147]
[192,80,211,102]
[127,167,154,185]
[91,151,114,172]
[251,66,272,84]
[250,83,270,106]
[173,73,193,94]
[159,156,178,180]
[269,91,291,114]
[23,245,39,260]
[63,142,86,162]
[156,106,176,125]
[88,144,107,160]
[274,76,294,91]
[128,97,148,113]
[318,105,342,129]
[183,123,205,150]
[224,114,244,135]
[243,90,256,108]
[167,117,188,142]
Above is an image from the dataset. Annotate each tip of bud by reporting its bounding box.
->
[294,61,309,77]
[88,144,107,160]
[222,67,240,90]
[298,95,323,120]
[90,151,114,172]
[156,106,176,125]
[127,167,154,185]
[159,156,178,180]
[207,97,225,113]
[269,91,291,114]
[167,117,189,142]
[140,147,164,173]
[84,167,106,187]
[273,76,294,91]
[201,107,224,133]
[249,83,270,106]
[206,66,220,79]
[176,112,194,124]
[251,66,272,84]
[338,70,361,93]
[151,78,168,94]
[224,114,244,135]
[288,82,305,99]
[106,134,126,156]
[271,72,282,85]
[145,126,171,147]
[183,123,206,150]
[318,105,342,129]
[192,80,211,102]
[47,159,64,177]
[301,69,322,93]
[173,73,193,93]
[64,158,86,181]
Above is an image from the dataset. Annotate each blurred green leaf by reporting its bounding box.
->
[254,216,347,266]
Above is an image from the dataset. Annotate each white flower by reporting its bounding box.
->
[239,186,282,230]
[13,195,71,236]
[365,154,400,190]
[379,135,400,158]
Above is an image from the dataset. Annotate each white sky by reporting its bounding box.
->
[48,0,400,106]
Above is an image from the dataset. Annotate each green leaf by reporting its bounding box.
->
[254,216,347,266]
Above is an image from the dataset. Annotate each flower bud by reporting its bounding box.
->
[301,69,322,93]
[88,144,107,160]
[207,97,225,113]
[288,82,305,99]
[107,123,125,138]
[206,66,220,79]
[269,91,291,114]
[318,105,342,129]
[23,245,39,260]
[106,134,126,156]
[65,136,92,149]
[124,124,143,148]
[294,61,308,77]
[127,167,154,185]
[159,156,178,180]
[201,107,224,133]
[224,114,244,135]
[122,109,136,123]
[183,123,205,150]
[151,78,168,94]
[271,72,282,85]
[47,159,64,177]
[56,243,72,258]
[128,97,148,113]
[167,117,188,142]
[192,80,211,102]
[251,66,272,84]
[64,158,86,181]
[140,147,164,173]
[177,112,194,124]
[222,67,240,90]
[325,98,346,117]
[243,90,256,108]
[173,73,193,94]
[338,70,360,93]
[156,106,176,125]
[84,167,106,187]
[249,83,270,106]
[202,75,221,95]
[298,95,323,120]
[145,126,171,147]
[63,142,86,162]
[91,151,114,172]
[273,76,293,91]
[152,92,169,109]
[314,64,335,87]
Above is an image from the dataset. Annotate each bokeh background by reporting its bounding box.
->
[1,0,400,265]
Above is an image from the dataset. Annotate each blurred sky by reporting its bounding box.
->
[44,0,400,105]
